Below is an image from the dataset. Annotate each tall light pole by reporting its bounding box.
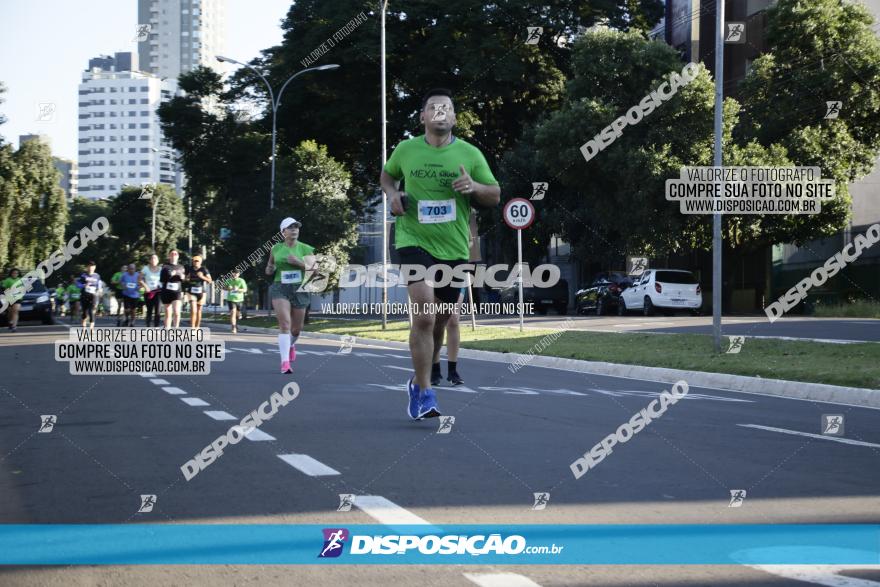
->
[712,1,725,352]
[216,56,339,210]
[380,0,389,329]
[152,147,189,255]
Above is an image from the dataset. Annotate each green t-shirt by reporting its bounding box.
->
[1,277,22,291]
[226,277,247,302]
[66,284,81,301]
[384,135,498,261]
[271,241,315,284]
[111,272,123,287]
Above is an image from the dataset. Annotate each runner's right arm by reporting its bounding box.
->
[380,170,405,216]
[265,250,275,276]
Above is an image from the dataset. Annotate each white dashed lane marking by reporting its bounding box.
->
[161,387,187,395]
[232,426,275,442]
[204,411,236,421]
[180,397,209,407]
[277,454,340,476]
[352,495,433,526]
[148,378,170,385]
[464,573,543,587]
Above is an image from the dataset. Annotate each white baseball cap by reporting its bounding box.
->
[280,217,302,231]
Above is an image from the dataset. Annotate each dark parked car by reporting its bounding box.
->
[575,272,634,315]
[0,279,54,326]
[499,278,569,315]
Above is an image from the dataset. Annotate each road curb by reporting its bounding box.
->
[209,321,880,408]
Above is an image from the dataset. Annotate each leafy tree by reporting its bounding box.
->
[8,139,67,269]
[109,184,187,264]
[517,4,880,268]
[243,0,661,203]
[0,81,7,132]
[738,0,880,244]
[515,29,719,264]
[0,144,20,269]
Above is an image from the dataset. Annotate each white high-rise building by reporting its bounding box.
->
[77,53,179,200]
[138,0,227,79]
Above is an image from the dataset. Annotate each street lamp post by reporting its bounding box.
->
[152,147,189,255]
[216,56,339,210]
[380,0,389,330]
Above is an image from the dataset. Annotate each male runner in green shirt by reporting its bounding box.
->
[380,88,500,420]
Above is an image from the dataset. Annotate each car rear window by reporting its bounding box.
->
[655,271,697,284]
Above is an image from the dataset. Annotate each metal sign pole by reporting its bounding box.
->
[517,229,524,332]
[466,271,476,331]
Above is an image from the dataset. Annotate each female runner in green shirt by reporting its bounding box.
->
[265,217,315,374]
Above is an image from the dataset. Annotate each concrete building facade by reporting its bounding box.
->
[137,0,227,79]
[76,53,178,200]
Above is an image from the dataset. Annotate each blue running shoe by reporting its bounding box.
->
[418,388,442,419]
[406,377,422,420]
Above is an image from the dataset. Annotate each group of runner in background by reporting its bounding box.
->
[0,250,247,332]
[1,87,487,420]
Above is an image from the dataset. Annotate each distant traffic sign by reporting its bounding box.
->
[503,198,535,230]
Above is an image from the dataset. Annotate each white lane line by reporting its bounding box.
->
[464,573,544,587]
[204,410,237,421]
[738,424,880,448]
[277,454,340,476]
[747,565,880,586]
[161,386,187,395]
[149,378,170,385]
[353,495,432,525]
[140,372,155,378]
[180,397,209,407]
[229,347,263,354]
[382,364,413,373]
[231,426,275,441]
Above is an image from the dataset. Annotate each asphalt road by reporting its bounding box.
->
[1,320,879,586]
[475,314,880,343]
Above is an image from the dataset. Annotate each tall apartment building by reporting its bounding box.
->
[77,52,179,200]
[137,0,227,79]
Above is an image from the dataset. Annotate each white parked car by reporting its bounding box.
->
[618,269,702,316]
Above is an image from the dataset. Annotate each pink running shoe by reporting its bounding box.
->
[289,344,296,362]
[281,360,292,374]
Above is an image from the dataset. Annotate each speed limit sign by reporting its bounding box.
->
[503,198,535,230]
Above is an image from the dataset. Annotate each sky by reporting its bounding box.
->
[0,0,293,160]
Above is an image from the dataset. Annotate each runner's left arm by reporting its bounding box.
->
[453,153,501,208]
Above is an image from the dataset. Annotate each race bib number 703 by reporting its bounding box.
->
[418,199,456,224]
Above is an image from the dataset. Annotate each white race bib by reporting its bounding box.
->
[418,199,456,224]
[281,270,302,284]
[190,286,202,294]
[85,285,96,294]
[166,282,180,291]
[126,282,136,289]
